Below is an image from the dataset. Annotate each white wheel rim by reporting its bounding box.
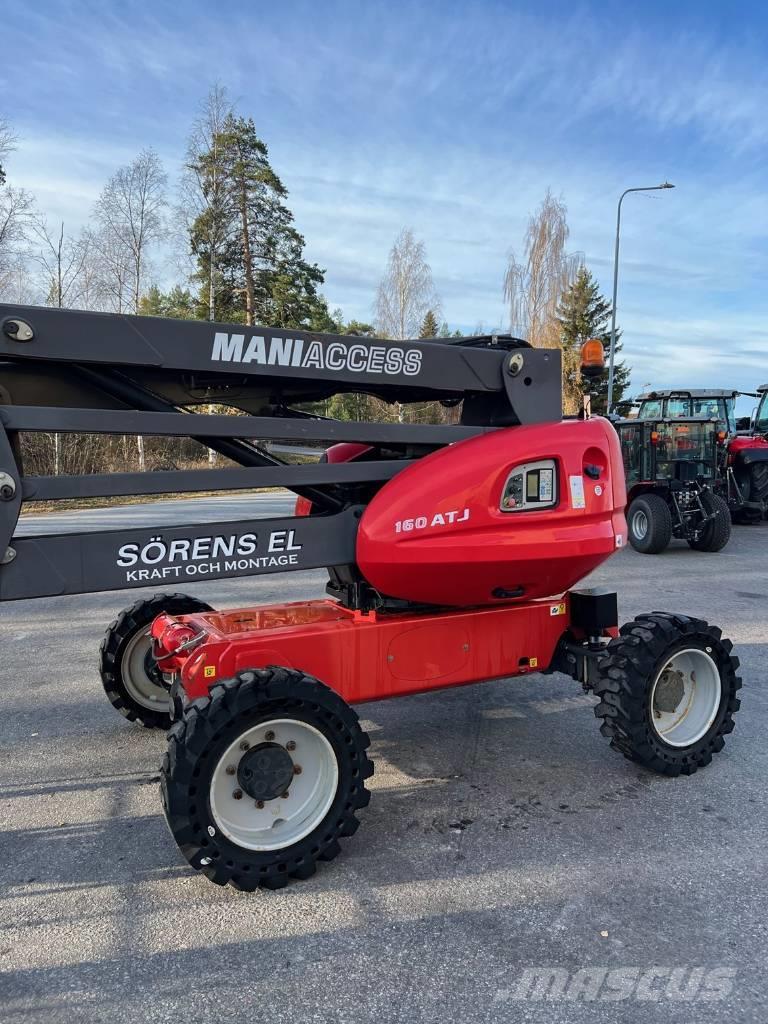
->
[650,648,722,747]
[122,630,170,711]
[633,508,649,540]
[210,719,339,851]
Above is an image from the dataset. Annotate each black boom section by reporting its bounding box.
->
[0,509,360,601]
[0,303,561,422]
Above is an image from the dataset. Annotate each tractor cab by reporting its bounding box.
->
[636,389,737,435]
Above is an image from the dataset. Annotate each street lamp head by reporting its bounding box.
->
[659,181,675,189]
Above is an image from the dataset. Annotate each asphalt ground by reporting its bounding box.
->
[1,492,766,1023]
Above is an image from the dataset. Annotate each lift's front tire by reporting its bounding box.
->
[161,668,373,891]
[593,613,741,776]
[627,494,672,553]
[99,593,213,728]
[688,492,731,552]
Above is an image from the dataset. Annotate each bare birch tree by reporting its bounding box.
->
[30,217,89,308]
[180,84,234,322]
[0,186,33,299]
[94,148,167,314]
[93,150,167,471]
[75,229,111,311]
[503,190,582,348]
[375,228,440,340]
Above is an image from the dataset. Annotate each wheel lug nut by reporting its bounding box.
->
[281,791,290,799]
[225,764,236,776]
[256,800,264,809]
[239,740,250,751]
[265,730,275,741]
[293,764,302,775]
[286,740,296,751]
[233,789,243,800]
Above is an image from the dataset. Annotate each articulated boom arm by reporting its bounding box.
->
[0,303,562,602]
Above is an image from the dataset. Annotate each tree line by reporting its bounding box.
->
[0,89,630,482]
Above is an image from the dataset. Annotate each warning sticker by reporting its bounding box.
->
[550,602,567,616]
[204,665,216,679]
[569,475,586,510]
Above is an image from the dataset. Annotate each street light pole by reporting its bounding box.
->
[607,182,675,414]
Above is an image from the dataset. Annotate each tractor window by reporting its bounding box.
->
[655,422,717,480]
[617,423,645,484]
[756,394,768,434]
[667,398,692,418]
[638,399,663,420]
[690,398,729,427]
[721,398,736,434]
[500,459,558,512]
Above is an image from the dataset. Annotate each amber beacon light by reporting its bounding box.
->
[580,338,606,378]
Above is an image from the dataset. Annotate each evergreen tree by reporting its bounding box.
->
[438,320,464,338]
[189,115,326,329]
[556,267,630,414]
[344,319,376,337]
[139,285,200,319]
[419,309,439,338]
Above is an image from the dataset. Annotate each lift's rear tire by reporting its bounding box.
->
[688,492,731,551]
[161,667,373,890]
[627,494,673,553]
[593,613,741,776]
[99,593,213,728]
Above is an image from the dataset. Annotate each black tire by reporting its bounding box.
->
[688,492,731,551]
[161,667,374,891]
[593,613,741,776]
[627,493,673,554]
[733,462,768,522]
[99,593,213,729]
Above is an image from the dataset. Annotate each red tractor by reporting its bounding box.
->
[636,389,768,522]
[0,308,743,891]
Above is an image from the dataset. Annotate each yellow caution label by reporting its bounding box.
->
[529,657,538,668]
[550,602,566,616]
[203,665,216,679]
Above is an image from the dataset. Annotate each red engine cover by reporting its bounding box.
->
[356,417,627,607]
[728,435,768,454]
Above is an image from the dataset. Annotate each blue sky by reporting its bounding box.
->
[2,0,767,402]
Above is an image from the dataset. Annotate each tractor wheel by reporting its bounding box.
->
[733,463,768,523]
[161,667,373,890]
[99,593,213,728]
[688,492,731,552]
[593,613,741,776]
[626,494,672,553]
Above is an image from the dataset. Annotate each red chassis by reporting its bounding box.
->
[154,593,612,706]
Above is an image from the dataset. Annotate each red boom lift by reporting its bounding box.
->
[0,307,742,890]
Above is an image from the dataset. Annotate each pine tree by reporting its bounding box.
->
[189,115,326,328]
[556,267,631,414]
[419,309,439,338]
[438,320,464,338]
[139,285,200,319]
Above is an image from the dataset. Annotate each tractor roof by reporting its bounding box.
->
[638,389,738,400]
